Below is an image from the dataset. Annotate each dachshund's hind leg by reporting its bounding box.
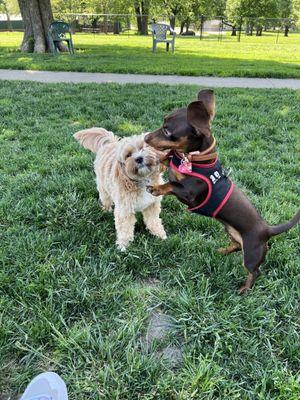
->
[218,240,241,255]
[238,236,267,294]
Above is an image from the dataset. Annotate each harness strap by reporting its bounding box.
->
[170,151,234,218]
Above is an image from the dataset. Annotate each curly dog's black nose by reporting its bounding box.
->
[135,156,144,164]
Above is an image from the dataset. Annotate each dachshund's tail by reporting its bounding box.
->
[268,211,300,237]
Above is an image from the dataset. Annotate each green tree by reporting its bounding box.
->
[225,0,284,36]
[0,0,19,30]
[151,0,190,29]
[277,0,298,35]
[0,1,12,31]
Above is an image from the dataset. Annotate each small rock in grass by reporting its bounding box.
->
[139,278,161,288]
[146,311,175,346]
[159,345,183,367]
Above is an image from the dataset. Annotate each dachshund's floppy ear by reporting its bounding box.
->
[187,89,215,137]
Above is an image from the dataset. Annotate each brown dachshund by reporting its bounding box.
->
[145,89,299,294]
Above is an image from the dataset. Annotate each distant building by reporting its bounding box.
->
[0,13,22,21]
[203,19,230,34]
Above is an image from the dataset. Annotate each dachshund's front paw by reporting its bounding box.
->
[146,185,162,197]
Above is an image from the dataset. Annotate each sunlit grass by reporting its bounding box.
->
[0,31,299,78]
[0,81,299,399]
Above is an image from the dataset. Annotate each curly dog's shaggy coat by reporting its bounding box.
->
[74,128,166,250]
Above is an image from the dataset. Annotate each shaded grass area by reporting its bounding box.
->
[0,31,300,78]
[0,81,300,399]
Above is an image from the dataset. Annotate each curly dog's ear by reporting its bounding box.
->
[115,161,135,192]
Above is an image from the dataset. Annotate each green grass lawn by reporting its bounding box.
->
[0,31,300,78]
[1,81,299,399]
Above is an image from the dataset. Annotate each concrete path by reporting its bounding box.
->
[0,69,299,89]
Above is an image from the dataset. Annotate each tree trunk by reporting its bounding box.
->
[18,0,34,52]
[246,23,253,35]
[284,25,289,37]
[134,1,148,35]
[134,3,142,33]
[3,3,13,31]
[140,0,148,35]
[245,23,250,35]
[17,0,60,53]
[180,21,185,35]
[113,21,121,34]
[185,19,190,33]
[39,0,54,46]
[140,15,148,35]
[256,27,262,36]
[103,16,108,34]
[223,21,237,36]
[31,0,47,52]
[169,15,175,30]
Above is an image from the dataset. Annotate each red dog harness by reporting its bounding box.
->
[170,151,234,218]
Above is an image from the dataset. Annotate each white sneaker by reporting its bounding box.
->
[20,372,68,400]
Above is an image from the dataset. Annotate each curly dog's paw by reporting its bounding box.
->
[101,204,113,212]
[157,230,167,240]
[116,241,128,252]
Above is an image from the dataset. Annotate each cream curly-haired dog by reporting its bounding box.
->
[74,128,166,250]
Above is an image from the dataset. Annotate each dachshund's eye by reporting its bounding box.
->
[162,127,171,136]
[191,127,198,136]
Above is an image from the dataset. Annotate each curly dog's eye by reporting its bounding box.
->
[125,152,132,159]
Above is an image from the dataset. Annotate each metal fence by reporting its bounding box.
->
[198,16,298,43]
[1,12,298,44]
[57,13,298,43]
[0,19,23,31]
[54,13,141,35]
